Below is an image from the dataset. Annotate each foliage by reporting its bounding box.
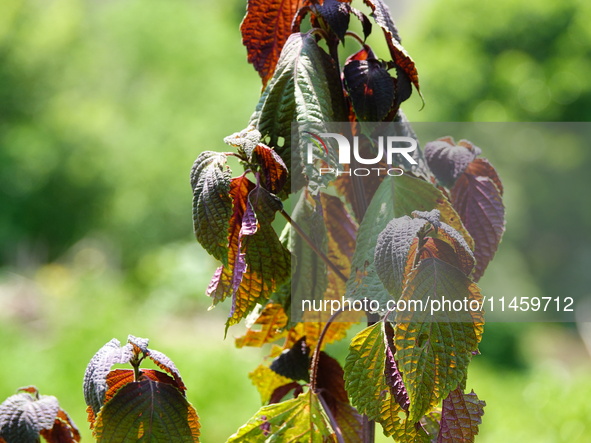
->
[83,335,200,442]
[0,386,80,443]
[190,0,505,441]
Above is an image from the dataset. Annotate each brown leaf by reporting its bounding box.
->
[253,144,288,194]
[40,409,81,443]
[235,303,289,348]
[241,0,304,87]
[363,0,420,93]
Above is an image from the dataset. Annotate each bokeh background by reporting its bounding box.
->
[1,0,591,441]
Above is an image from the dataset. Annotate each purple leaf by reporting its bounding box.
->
[438,388,485,443]
[383,322,410,411]
[451,171,505,281]
[424,138,480,188]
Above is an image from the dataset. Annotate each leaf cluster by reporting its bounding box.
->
[83,335,200,442]
[190,0,506,441]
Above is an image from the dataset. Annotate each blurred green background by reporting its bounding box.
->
[1,0,590,441]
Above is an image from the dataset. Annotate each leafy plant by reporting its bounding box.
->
[190,0,505,442]
[83,335,200,442]
[0,386,80,443]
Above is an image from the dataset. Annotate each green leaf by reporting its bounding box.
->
[345,177,396,307]
[344,323,387,421]
[346,174,471,308]
[229,185,290,325]
[379,394,430,442]
[190,151,233,265]
[395,258,484,422]
[227,390,334,442]
[344,324,428,441]
[290,192,328,321]
[438,388,485,443]
[250,32,347,190]
[83,339,133,416]
[204,175,289,327]
[93,379,200,443]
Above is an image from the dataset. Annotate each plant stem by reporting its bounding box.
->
[280,208,348,283]
[318,393,346,443]
[309,309,345,391]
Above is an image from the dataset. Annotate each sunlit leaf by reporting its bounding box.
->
[344,323,427,440]
[253,144,288,194]
[205,175,289,327]
[240,0,302,87]
[249,365,293,405]
[438,388,485,443]
[235,303,289,348]
[190,151,233,265]
[395,258,484,421]
[285,319,352,352]
[93,380,200,442]
[319,193,362,324]
[227,390,335,442]
[83,339,133,416]
[344,322,386,421]
[0,386,79,443]
[250,32,347,190]
[229,185,290,325]
[379,393,430,442]
[410,209,475,276]
[40,408,81,443]
[146,348,187,391]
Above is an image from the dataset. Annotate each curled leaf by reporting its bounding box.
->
[190,151,233,264]
[0,387,80,443]
[83,339,133,416]
[344,57,395,122]
[424,138,480,188]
